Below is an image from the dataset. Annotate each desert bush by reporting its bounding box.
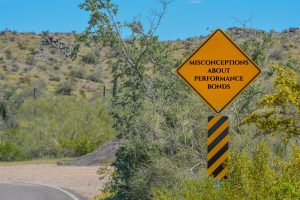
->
[41,30,49,36]
[86,73,103,83]
[25,55,36,65]
[2,65,8,71]
[29,47,39,55]
[81,51,98,64]
[4,49,12,59]
[79,89,86,99]
[244,65,300,142]
[69,67,85,79]
[53,65,60,70]
[55,81,74,95]
[49,76,61,81]
[49,49,56,55]
[95,49,101,57]
[18,42,27,50]
[38,65,47,71]
[10,96,116,158]
[48,57,57,63]
[153,143,300,200]
[268,48,285,60]
[60,136,106,156]
[0,129,27,161]
[9,36,15,42]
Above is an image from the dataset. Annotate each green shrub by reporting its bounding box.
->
[49,76,61,81]
[69,67,85,79]
[55,81,73,95]
[0,129,27,161]
[87,73,103,83]
[18,42,27,50]
[29,47,39,55]
[53,65,60,70]
[25,55,36,65]
[12,96,116,158]
[60,136,107,156]
[48,57,57,63]
[81,51,98,64]
[80,89,86,99]
[153,143,300,200]
[38,65,47,71]
[4,49,12,59]
[9,36,15,42]
[42,30,49,36]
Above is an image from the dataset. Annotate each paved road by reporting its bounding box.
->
[0,182,88,200]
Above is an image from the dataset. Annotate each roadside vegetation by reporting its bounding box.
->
[1,0,300,199]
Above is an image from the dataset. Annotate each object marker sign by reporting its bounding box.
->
[176,28,261,114]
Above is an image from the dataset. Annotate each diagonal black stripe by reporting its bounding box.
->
[207,142,228,168]
[208,116,214,123]
[208,127,228,152]
[208,116,228,138]
[211,163,225,178]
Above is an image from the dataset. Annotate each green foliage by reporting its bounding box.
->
[4,49,12,59]
[55,81,74,95]
[53,65,60,70]
[29,47,39,55]
[60,136,106,156]
[87,73,103,83]
[0,85,24,128]
[244,65,300,141]
[0,129,27,161]
[7,96,116,158]
[80,88,86,99]
[81,51,98,64]
[153,143,300,200]
[49,76,61,81]
[69,67,85,79]
[25,55,36,65]
[48,57,57,63]
[112,77,117,97]
[18,42,27,50]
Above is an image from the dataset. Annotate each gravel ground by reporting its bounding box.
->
[0,164,110,199]
[0,139,122,199]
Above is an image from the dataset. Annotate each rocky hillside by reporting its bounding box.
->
[0,27,299,98]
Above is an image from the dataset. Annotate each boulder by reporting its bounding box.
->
[39,47,45,53]
[284,27,299,33]
[57,160,64,165]
[44,36,59,45]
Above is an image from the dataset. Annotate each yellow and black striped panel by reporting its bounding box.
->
[207,116,229,180]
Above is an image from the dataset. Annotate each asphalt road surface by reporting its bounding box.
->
[0,182,88,200]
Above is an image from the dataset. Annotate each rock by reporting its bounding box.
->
[39,47,45,53]
[62,138,122,166]
[284,27,299,33]
[34,54,47,58]
[0,56,3,60]
[57,160,64,165]
[12,65,20,72]
[44,36,59,45]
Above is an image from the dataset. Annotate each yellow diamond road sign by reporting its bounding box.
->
[176,28,261,114]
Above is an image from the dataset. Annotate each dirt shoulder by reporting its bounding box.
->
[0,164,110,199]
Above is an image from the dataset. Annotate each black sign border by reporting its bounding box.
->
[176,29,262,114]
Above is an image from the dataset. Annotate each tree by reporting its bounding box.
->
[71,0,176,101]
[244,65,300,142]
